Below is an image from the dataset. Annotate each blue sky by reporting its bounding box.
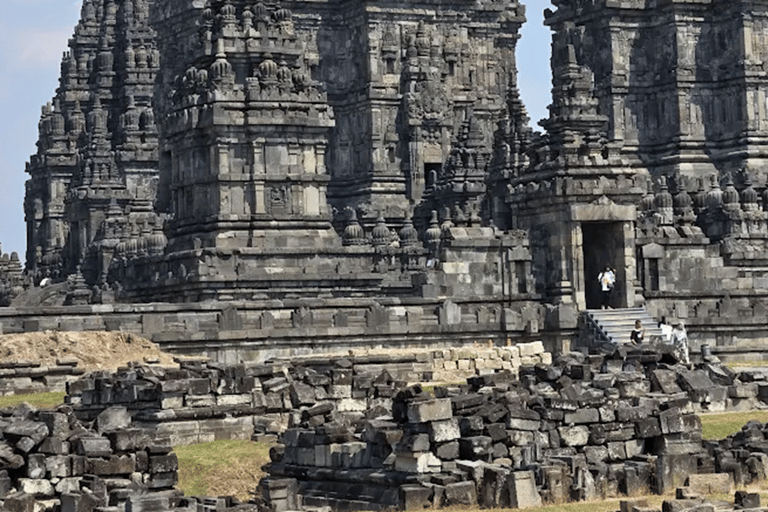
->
[0,0,553,261]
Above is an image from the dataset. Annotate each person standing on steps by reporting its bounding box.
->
[598,265,616,309]
[630,319,645,345]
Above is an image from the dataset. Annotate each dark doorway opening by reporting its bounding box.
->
[424,163,441,188]
[582,222,623,309]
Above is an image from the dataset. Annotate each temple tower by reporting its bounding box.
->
[24,0,160,284]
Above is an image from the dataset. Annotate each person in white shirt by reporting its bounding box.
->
[658,316,673,342]
[671,322,689,364]
[597,265,616,309]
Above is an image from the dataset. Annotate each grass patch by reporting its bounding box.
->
[174,439,273,501]
[726,361,768,369]
[0,391,65,409]
[700,410,768,440]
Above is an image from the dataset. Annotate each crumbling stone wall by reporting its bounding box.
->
[0,404,186,512]
[0,360,84,397]
[67,343,552,446]
[4,343,768,511]
[261,346,768,511]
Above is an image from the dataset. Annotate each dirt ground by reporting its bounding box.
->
[0,331,177,371]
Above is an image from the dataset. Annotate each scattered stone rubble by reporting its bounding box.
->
[261,345,768,511]
[0,360,84,396]
[6,342,768,511]
[66,344,551,445]
[0,403,190,512]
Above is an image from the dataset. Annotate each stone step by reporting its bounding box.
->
[584,307,663,345]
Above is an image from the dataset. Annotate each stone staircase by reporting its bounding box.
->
[582,308,665,352]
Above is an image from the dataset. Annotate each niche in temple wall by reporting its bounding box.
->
[623,93,677,143]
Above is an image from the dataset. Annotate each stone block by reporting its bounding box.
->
[95,407,131,433]
[328,385,352,399]
[558,426,590,446]
[459,436,493,459]
[687,473,732,494]
[652,370,682,394]
[507,409,541,431]
[399,434,430,452]
[435,441,460,460]
[107,428,150,452]
[429,418,460,443]
[508,470,542,509]
[54,477,82,494]
[445,481,477,506]
[656,454,698,494]
[26,453,46,479]
[486,423,507,442]
[735,491,760,509]
[564,408,599,424]
[607,442,627,461]
[729,382,758,399]
[18,478,54,498]
[45,455,71,478]
[518,342,545,357]
[508,430,535,447]
[185,394,216,407]
[77,438,112,458]
[2,491,35,512]
[635,418,661,438]
[407,399,452,423]
[86,455,136,476]
[146,471,178,489]
[395,452,442,473]
[149,454,178,474]
[216,394,252,407]
[400,484,433,510]
[625,439,644,458]
[337,398,367,412]
[4,420,48,445]
[584,445,609,464]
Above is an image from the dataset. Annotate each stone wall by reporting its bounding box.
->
[0,360,84,397]
[0,298,551,364]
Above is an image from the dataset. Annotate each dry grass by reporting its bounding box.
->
[700,410,768,440]
[0,391,65,409]
[174,439,273,501]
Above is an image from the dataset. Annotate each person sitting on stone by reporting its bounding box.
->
[629,319,645,345]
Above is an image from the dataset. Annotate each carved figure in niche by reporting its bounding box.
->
[407,74,451,123]
[268,186,290,215]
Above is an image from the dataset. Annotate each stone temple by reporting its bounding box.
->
[11,0,768,359]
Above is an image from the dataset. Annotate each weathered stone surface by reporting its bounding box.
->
[407,399,452,423]
[508,470,542,509]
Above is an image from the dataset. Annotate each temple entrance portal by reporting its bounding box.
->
[581,222,626,309]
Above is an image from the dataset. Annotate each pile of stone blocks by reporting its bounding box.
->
[262,347,768,511]
[67,343,552,446]
[0,403,191,512]
[620,489,763,512]
[274,342,551,385]
[0,359,84,396]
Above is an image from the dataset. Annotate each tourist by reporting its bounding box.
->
[658,316,672,341]
[671,322,690,364]
[597,265,616,309]
[630,319,645,345]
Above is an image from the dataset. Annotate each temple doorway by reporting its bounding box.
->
[582,222,626,309]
